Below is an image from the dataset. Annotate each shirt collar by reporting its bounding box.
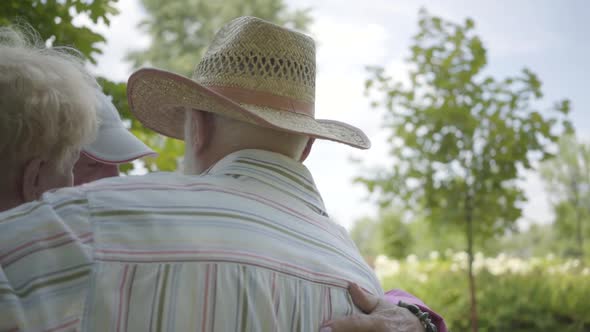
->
[206,149,327,216]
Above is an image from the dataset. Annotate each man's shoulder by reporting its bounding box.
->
[78,171,256,209]
[79,172,233,194]
[81,171,188,188]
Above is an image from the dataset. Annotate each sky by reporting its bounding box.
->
[89,0,590,230]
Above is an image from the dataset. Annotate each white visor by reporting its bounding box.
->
[83,91,157,164]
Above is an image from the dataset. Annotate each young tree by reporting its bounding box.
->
[540,135,590,258]
[358,9,571,331]
[124,0,312,171]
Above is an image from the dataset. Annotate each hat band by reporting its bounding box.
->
[206,85,314,117]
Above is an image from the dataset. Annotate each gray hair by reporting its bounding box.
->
[0,25,99,175]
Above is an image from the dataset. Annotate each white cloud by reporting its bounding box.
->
[314,72,366,117]
[312,18,389,69]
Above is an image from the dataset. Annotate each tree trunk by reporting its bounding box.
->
[465,193,478,332]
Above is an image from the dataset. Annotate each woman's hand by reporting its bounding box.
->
[319,283,425,332]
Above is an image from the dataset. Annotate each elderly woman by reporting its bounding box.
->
[0,26,98,212]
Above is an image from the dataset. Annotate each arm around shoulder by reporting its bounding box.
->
[0,188,94,331]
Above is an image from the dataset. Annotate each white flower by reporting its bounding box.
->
[452,251,468,262]
[429,251,440,260]
[452,251,468,270]
[406,254,419,264]
[374,255,400,280]
[474,252,485,263]
[416,273,428,283]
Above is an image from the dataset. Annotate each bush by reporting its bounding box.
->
[377,253,590,332]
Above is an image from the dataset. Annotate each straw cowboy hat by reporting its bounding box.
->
[127,16,371,149]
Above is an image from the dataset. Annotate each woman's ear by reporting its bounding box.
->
[299,138,315,162]
[21,158,43,202]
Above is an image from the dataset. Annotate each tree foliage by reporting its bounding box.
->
[380,253,590,331]
[350,216,382,260]
[378,211,413,260]
[405,215,466,258]
[128,0,312,77]
[350,211,413,262]
[358,9,572,331]
[122,0,313,171]
[0,0,118,63]
[540,135,590,257]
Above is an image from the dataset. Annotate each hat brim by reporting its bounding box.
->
[83,126,157,164]
[127,68,371,149]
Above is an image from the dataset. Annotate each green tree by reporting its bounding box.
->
[358,9,572,331]
[124,0,313,171]
[350,211,413,262]
[0,0,118,63]
[540,135,590,258]
[350,217,382,263]
[378,210,413,259]
[405,216,466,258]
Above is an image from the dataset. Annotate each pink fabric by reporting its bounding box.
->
[384,289,448,332]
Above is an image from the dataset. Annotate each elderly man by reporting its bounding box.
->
[0,18,444,332]
[73,91,156,186]
[0,26,98,212]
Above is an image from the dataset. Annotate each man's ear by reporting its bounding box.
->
[190,110,214,154]
[21,158,44,202]
[299,138,315,162]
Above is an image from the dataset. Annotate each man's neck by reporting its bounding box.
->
[186,147,298,176]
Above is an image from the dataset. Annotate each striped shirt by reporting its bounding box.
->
[0,149,383,331]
